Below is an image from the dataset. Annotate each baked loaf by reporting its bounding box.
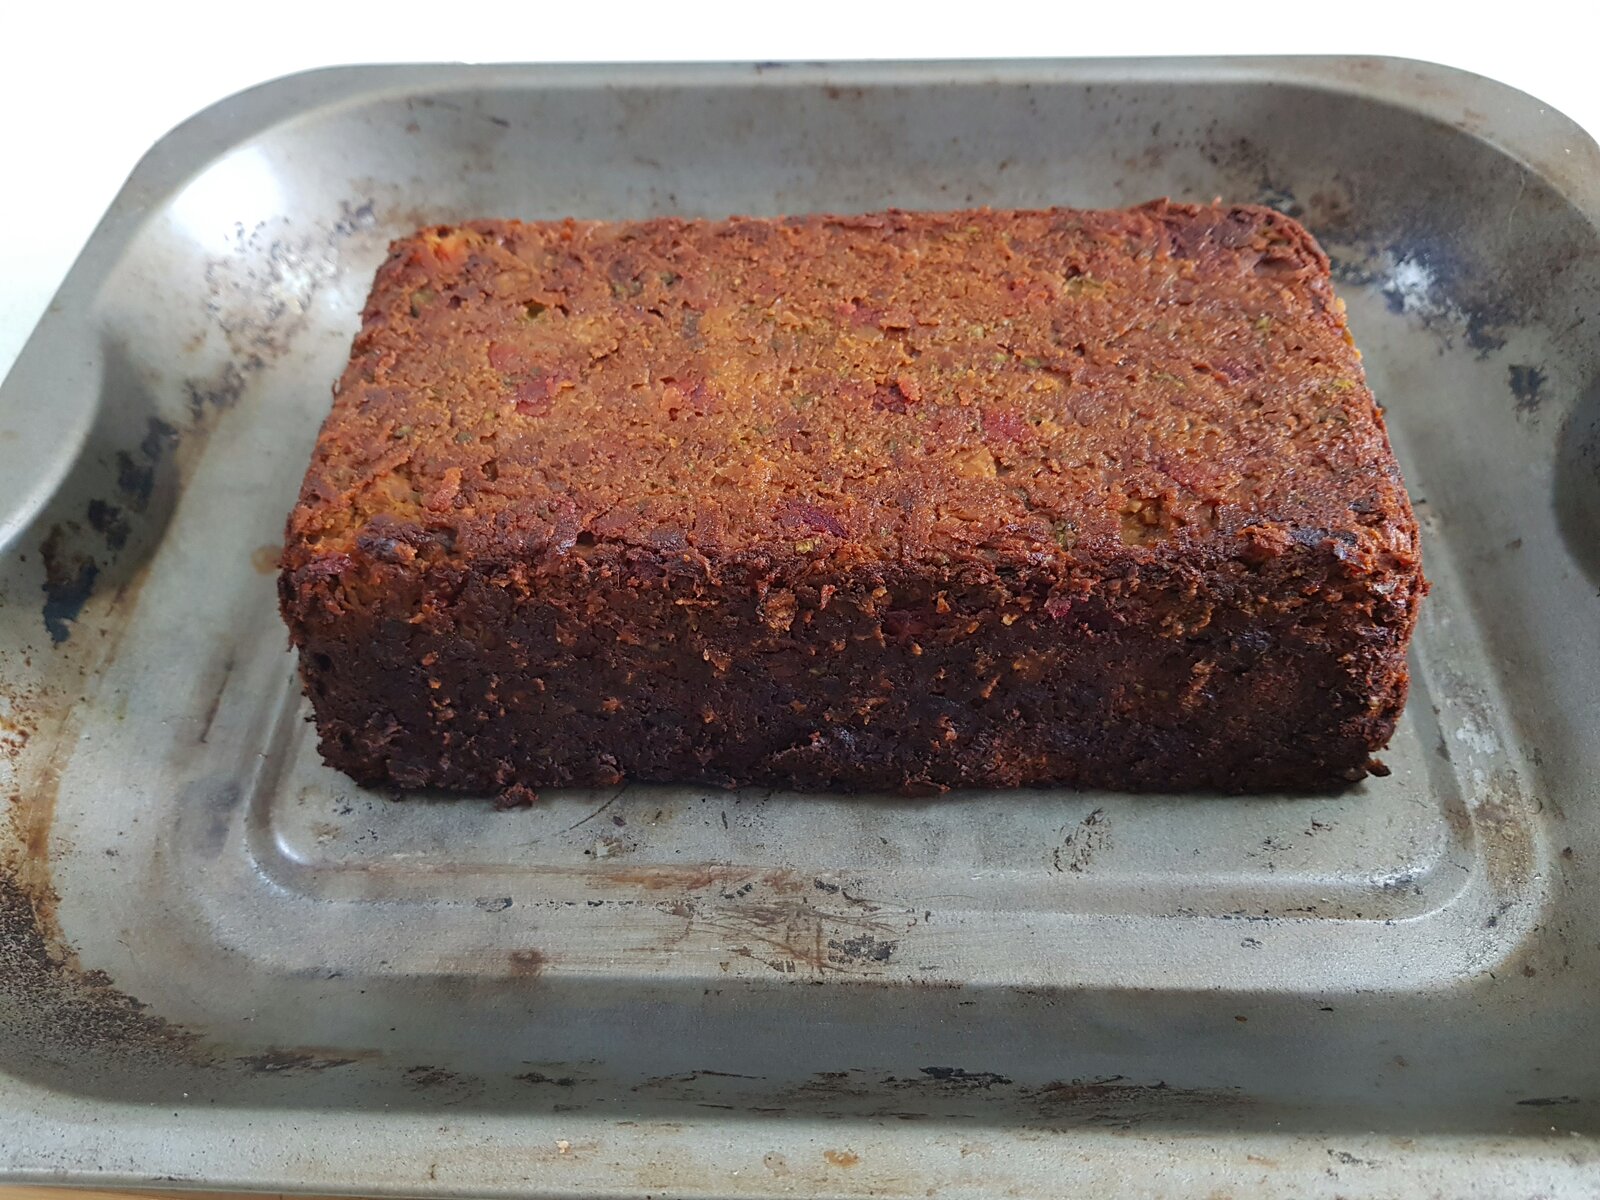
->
[280,202,1425,795]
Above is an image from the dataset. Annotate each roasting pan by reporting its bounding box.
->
[1,57,1598,1198]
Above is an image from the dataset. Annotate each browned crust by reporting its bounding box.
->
[281,202,1425,794]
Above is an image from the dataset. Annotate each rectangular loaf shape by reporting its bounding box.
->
[280,202,1425,795]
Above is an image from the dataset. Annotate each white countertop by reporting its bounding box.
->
[2,0,1594,379]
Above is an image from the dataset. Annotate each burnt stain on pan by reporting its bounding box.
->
[763,1066,1253,1130]
[1051,807,1110,873]
[0,876,205,1076]
[1509,364,1547,416]
[85,499,130,553]
[186,200,379,421]
[598,863,755,893]
[196,657,238,746]
[111,421,170,515]
[632,1069,767,1096]
[826,934,897,964]
[507,948,548,976]
[1021,1076,1255,1131]
[909,1066,1013,1091]
[0,684,209,1083]
[515,1069,581,1087]
[644,869,915,977]
[403,1064,459,1089]
[234,1048,359,1073]
[182,361,250,417]
[38,524,99,645]
[176,776,245,857]
[401,1063,484,1104]
[34,415,178,645]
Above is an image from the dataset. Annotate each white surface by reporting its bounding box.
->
[1,0,1596,380]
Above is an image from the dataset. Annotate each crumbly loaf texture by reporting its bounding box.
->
[280,202,1426,795]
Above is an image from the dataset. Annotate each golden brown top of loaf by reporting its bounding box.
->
[285,201,1417,579]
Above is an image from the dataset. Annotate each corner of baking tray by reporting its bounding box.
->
[1253,55,1600,217]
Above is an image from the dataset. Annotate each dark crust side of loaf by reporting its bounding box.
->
[280,202,1426,795]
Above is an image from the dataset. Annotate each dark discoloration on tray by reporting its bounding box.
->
[758,1066,1253,1130]
[507,948,547,976]
[640,868,914,976]
[721,903,905,976]
[138,414,180,464]
[182,360,251,417]
[1509,364,1547,416]
[39,524,100,644]
[177,776,244,857]
[403,1064,459,1089]
[1021,1075,1254,1129]
[116,417,179,514]
[1202,134,1315,229]
[86,499,131,553]
[32,415,178,645]
[1471,769,1539,895]
[196,658,237,746]
[598,863,804,895]
[189,201,379,421]
[827,934,897,964]
[634,1069,766,1093]
[114,451,156,514]
[0,875,206,1074]
[1052,807,1110,873]
[516,1069,580,1087]
[1328,1148,1377,1166]
[400,1063,483,1104]
[910,1066,1013,1090]
[0,680,206,1079]
[234,1048,359,1073]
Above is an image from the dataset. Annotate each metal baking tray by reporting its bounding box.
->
[2,57,1597,1198]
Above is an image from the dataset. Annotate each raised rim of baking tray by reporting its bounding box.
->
[2,56,1599,1198]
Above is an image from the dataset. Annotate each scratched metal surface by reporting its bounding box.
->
[1,58,1598,1198]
